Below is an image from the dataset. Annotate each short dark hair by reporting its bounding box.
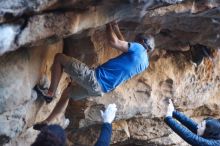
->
[31,124,66,146]
[202,118,220,140]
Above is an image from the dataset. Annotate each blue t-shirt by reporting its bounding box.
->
[95,42,149,93]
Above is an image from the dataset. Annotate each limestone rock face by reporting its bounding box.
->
[0,0,220,146]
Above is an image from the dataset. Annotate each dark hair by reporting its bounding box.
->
[31,124,66,146]
[202,118,220,140]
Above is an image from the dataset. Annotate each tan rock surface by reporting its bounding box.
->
[0,0,220,146]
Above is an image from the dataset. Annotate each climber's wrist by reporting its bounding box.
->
[103,119,113,124]
[166,113,173,117]
[166,110,174,117]
[104,121,112,124]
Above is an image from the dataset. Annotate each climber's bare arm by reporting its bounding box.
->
[111,21,125,41]
[106,23,128,52]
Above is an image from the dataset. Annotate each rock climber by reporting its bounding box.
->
[32,103,117,146]
[34,21,154,128]
[165,99,220,146]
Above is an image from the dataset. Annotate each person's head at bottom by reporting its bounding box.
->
[31,124,66,146]
[197,117,220,140]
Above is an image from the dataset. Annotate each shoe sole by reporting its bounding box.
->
[34,85,53,104]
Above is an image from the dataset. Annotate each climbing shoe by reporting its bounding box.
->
[34,85,53,104]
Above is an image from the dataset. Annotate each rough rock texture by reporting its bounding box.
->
[66,38,219,145]
[0,41,69,146]
[0,0,219,54]
[0,0,220,146]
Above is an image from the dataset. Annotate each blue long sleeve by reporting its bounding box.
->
[94,123,112,146]
[173,111,198,133]
[165,116,220,146]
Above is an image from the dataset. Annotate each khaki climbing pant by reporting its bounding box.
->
[63,57,104,100]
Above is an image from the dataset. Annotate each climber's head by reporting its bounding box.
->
[31,124,66,146]
[134,33,155,53]
[197,118,220,140]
